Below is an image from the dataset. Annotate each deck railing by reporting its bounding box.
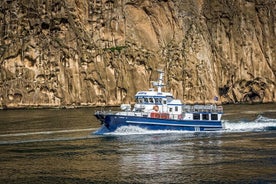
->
[183,105,223,113]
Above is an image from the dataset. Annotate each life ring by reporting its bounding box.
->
[153,105,159,112]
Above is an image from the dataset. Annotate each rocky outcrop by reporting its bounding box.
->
[0,0,275,108]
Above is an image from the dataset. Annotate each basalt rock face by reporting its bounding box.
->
[0,0,275,108]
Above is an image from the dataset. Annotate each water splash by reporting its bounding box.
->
[223,115,276,132]
[107,126,192,135]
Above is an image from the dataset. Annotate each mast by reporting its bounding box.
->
[156,70,165,93]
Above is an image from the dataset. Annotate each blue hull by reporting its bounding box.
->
[94,114,223,135]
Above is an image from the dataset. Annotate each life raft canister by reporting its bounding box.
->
[153,105,159,112]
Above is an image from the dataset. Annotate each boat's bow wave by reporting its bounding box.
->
[223,115,276,132]
[108,126,194,135]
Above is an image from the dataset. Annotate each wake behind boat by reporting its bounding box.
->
[94,70,223,135]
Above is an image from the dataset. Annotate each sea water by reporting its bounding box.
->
[0,104,275,183]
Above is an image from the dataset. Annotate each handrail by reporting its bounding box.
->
[182,104,223,113]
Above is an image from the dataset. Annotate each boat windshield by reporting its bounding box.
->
[136,97,164,104]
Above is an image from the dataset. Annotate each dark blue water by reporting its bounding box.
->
[0,104,275,183]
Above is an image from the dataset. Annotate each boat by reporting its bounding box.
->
[94,70,223,134]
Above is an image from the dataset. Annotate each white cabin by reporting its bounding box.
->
[118,71,223,121]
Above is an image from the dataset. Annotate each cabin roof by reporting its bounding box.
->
[135,91,173,98]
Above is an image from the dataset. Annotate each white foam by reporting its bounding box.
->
[223,115,276,132]
[105,126,195,136]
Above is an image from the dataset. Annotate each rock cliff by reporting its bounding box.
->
[0,0,275,108]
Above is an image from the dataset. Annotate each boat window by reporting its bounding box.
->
[149,98,154,103]
[158,98,162,104]
[175,106,178,112]
[144,98,148,103]
[167,96,173,102]
[202,114,209,120]
[136,98,143,104]
[169,108,172,112]
[193,113,200,120]
[154,98,161,104]
[163,99,167,104]
[211,114,218,120]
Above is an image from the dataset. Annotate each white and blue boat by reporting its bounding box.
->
[94,70,223,134]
